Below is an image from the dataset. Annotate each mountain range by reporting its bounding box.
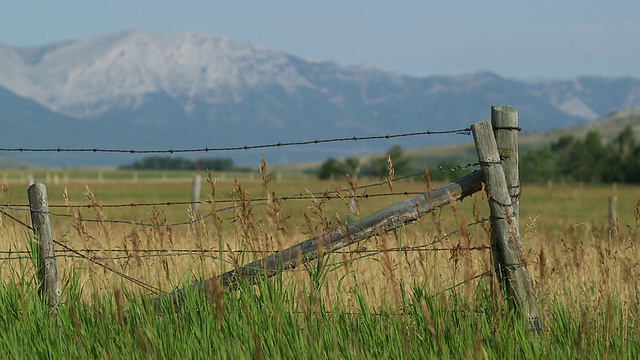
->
[1,29,640,167]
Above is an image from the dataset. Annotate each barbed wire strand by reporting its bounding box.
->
[0,246,490,261]
[0,163,481,230]
[324,218,490,271]
[0,128,471,154]
[434,271,493,299]
[0,128,492,297]
[2,162,480,210]
[0,209,163,295]
[377,270,494,317]
[1,191,448,212]
[290,269,494,318]
[0,252,236,265]
[1,207,492,295]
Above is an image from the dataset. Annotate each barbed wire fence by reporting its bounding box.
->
[0,115,539,332]
[1,130,486,278]
[0,128,471,154]
[0,161,481,228]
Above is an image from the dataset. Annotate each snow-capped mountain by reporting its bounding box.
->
[1,29,639,167]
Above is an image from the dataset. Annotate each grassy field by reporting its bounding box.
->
[1,168,640,358]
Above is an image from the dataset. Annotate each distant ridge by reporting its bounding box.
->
[1,30,639,167]
[518,105,640,148]
[400,105,640,171]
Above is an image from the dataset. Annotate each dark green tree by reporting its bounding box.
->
[612,126,639,182]
[343,157,361,177]
[317,157,362,180]
[628,144,640,182]
[363,145,413,178]
[120,156,235,171]
[522,127,640,184]
[199,158,235,171]
[520,148,559,183]
[120,156,193,170]
[318,158,347,180]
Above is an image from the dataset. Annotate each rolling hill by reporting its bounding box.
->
[404,105,640,170]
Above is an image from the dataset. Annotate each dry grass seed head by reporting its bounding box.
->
[232,179,257,249]
[266,193,290,248]
[346,173,360,215]
[124,230,143,267]
[423,168,432,192]
[84,185,111,240]
[538,245,547,285]
[260,155,271,197]
[206,170,220,206]
[386,155,395,193]
[378,232,401,303]
[306,189,332,233]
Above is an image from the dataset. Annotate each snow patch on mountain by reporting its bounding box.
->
[0,30,319,117]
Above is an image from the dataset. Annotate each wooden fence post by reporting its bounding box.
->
[491,106,520,232]
[472,118,542,334]
[28,183,61,311]
[491,106,542,334]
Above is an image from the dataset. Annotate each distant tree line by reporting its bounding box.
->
[316,145,470,182]
[318,146,411,180]
[119,156,244,171]
[521,126,640,183]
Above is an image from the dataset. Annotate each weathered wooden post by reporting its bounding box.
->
[28,183,61,312]
[472,117,542,334]
[491,106,542,333]
[491,106,520,231]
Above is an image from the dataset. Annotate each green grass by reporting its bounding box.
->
[1,270,639,359]
[2,167,640,358]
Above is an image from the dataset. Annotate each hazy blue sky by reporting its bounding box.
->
[1,1,638,79]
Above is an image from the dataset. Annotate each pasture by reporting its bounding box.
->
[1,168,640,358]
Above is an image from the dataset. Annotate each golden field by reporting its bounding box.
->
[1,168,639,318]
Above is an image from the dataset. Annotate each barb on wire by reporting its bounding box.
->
[437,162,480,172]
[0,128,471,155]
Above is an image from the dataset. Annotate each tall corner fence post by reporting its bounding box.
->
[491,106,543,334]
[491,106,520,231]
[27,183,61,312]
[472,110,542,335]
